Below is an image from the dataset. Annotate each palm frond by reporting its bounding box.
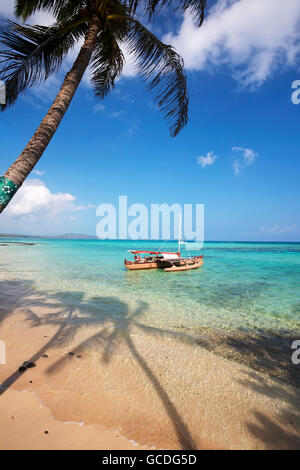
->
[56,0,89,22]
[90,2,131,99]
[0,17,87,108]
[90,24,126,99]
[146,0,207,26]
[126,18,189,137]
[125,0,206,25]
[14,0,84,21]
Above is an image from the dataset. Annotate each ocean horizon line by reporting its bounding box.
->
[0,234,299,244]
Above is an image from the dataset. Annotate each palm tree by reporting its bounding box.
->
[0,0,206,213]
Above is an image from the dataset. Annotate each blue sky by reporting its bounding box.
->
[0,0,300,241]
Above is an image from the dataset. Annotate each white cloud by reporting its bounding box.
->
[0,1,15,18]
[120,93,135,104]
[27,10,54,26]
[109,110,127,119]
[119,44,138,79]
[128,122,139,135]
[33,169,45,176]
[0,0,54,25]
[94,103,105,113]
[164,0,300,87]
[5,179,75,217]
[260,224,298,234]
[232,146,258,174]
[2,179,95,219]
[197,150,218,168]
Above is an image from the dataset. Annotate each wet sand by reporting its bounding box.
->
[0,281,300,450]
[0,388,146,450]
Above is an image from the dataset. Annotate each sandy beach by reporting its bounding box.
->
[0,388,147,450]
[0,279,299,450]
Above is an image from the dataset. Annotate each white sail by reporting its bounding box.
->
[181,241,204,251]
[178,212,182,254]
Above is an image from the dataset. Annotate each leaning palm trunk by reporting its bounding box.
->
[0,1,206,214]
[0,17,100,213]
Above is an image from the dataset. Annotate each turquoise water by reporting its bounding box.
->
[1,238,300,334]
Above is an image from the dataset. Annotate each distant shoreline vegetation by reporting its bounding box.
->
[0,234,299,244]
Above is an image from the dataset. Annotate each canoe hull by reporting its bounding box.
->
[124,255,204,271]
[124,261,159,270]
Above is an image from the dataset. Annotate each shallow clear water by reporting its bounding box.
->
[1,239,300,334]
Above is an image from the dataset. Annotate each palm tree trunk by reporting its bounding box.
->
[0,17,100,214]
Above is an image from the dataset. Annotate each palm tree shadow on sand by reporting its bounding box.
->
[1,279,300,449]
[45,293,198,450]
[0,280,197,450]
[236,369,300,450]
[0,280,79,398]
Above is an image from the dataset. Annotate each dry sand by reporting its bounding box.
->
[0,283,299,450]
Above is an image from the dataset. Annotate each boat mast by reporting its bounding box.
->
[178,213,182,255]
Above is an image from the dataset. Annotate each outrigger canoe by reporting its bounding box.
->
[124,250,204,272]
[124,217,204,272]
